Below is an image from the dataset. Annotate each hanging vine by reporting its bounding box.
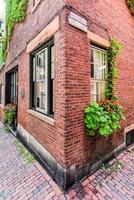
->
[105,38,122,100]
[0,0,28,63]
[0,36,7,64]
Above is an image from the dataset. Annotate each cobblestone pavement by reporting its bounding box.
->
[0,124,134,200]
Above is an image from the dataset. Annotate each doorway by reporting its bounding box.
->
[5,66,18,127]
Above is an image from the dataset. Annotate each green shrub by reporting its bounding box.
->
[4,104,16,127]
[84,100,124,137]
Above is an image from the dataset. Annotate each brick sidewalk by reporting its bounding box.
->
[0,124,134,200]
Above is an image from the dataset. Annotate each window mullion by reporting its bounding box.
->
[34,55,37,109]
[45,48,48,115]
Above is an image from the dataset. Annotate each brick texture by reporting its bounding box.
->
[0,126,134,200]
[0,0,134,174]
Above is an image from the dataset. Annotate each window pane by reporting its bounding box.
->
[91,47,107,80]
[36,51,45,81]
[91,81,97,102]
[50,45,55,114]
[90,46,107,103]
[94,49,100,65]
[97,81,106,102]
[35,81,46,110]
[51,46,55,79]
[91,80,106,102]
[34,50,47,113]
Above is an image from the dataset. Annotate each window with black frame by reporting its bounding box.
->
[31,40,55,116]
[6,69,18,105]
[10,70,18,105]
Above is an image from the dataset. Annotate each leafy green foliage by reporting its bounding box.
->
[15,139,35,164]
[6,0,28,41]
[0,0,28,63]
[0,36,7,64]
[127,0,134,15]
[4,104,16,127]
[84,100,124,137]
[105,38,122,100]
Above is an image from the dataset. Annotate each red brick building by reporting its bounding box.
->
[0,0,134,190]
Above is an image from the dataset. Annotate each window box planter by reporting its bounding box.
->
[84,100,124,137]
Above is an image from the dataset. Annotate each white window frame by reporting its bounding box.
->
[34,48,48,114]
[91,45,108,102]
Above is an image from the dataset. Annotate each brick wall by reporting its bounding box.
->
[3,0,68,167]
[6,0,64,66]
[62,0,134,167]
[1,0,134,179]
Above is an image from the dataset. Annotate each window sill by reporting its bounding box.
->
[31,0,42,13]
[28,109,55,126]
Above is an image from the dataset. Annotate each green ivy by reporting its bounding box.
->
[84,101,124,137]
[0,0,28,63]
[0,36,7,64]
[6,0,28,41]
[127,0,134,15]
[105,38,122,100]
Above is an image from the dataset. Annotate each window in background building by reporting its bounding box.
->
[90,46,108,102]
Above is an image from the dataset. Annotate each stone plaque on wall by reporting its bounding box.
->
[68,12,88,33]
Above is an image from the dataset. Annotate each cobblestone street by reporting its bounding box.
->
[0,123,134,200]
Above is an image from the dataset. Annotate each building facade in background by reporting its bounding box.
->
[0,0,134,190]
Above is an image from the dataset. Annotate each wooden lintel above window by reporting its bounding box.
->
[88,31,110,48]
[27,16,59,53]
